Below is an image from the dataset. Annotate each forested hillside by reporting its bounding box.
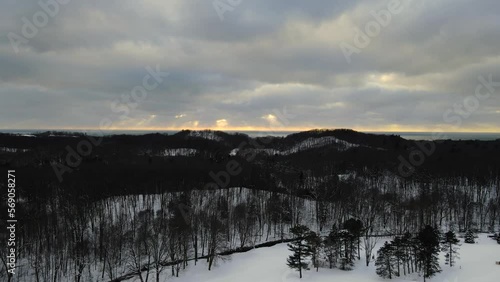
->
[0,129,499,281]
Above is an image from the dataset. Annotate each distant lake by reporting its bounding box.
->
[0,129,499,141]
[367,132,500,141]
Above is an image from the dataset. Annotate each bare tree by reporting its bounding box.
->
[151,210,170,282]
[363,229,379,266]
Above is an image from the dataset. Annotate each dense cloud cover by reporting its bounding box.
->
[1,0,499,131]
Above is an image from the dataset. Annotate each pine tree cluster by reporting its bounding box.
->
[286,219,363,278]
[375,226,447,281]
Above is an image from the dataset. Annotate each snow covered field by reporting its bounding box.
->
[130,234,500,282]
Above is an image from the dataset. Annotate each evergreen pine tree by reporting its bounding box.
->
[417,225,441,282]
[287,225,312,279]
[323,225,340,269]
[464,229,475,244]
[392,236,405,277]
[401,232,414,275]
[409,235,421,274]
[338,229,356,270]
[306,231,322,272]
[344,218,364,260]
[441,231,460,267]
[375,241,397,279]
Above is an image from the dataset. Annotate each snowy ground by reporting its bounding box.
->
[129,234,500,282]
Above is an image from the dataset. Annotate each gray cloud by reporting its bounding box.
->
[1,0,499,131]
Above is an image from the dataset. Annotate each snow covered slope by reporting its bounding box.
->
[234,136,359,157]
[163,148,198,156]
[128,234,500,282]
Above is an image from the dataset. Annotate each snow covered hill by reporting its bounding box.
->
[187,130,223,142]
[232,136,360,157]
[163,148,198,156]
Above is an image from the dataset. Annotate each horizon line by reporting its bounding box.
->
[1,128,500,134]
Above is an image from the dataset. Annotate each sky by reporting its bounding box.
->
[1,0,500,132]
